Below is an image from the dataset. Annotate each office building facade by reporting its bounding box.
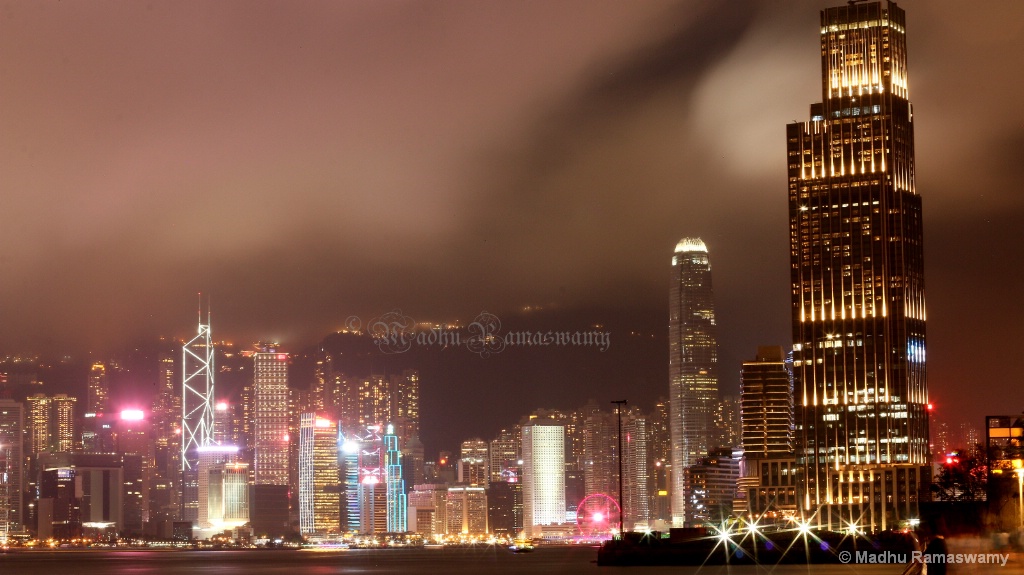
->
[299,414,340,536]
[0,400,24,532]
[741,347,794,459]
[787,1,930,530]
[521,423,565,538]
[669,237,719,526]
[253,345,289,486]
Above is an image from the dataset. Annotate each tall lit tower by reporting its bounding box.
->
[787,1,929,531]
[522,422,565,538]
[86,362,109,415]
[182,307,216,522]
[458,438,489,487]
[384,424,407,533]
[253,344,289,486]
[151,351,181,523]
[299,414,340,536]
[668,237,718,526]
[0,399,24,535]
[51,395,76,452]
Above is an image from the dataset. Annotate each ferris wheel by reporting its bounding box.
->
[575,493,621,537]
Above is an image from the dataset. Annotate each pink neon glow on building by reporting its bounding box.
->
[120,409,145,421]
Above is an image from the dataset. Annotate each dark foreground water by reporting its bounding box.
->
[0,546,911,575]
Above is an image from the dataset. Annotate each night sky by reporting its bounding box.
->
[2,1,1022,451]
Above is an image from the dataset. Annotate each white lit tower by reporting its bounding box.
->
[668,238,719,526]
[182,304,216,522]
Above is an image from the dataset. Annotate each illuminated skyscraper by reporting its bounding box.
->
[0,400,24,534]
[253,344,289,486]
[384,425,407,533]
[740,347,794,459]
[457,438,489,487]
[208,461,249,528]
[668,237,718,526]
[390,369,420,444]
[213,401,232,446]
[26,395,51,456]
[52,395,76,453]
[196,445,239,528]
[621,411,650,531]
[115,411,153,534]
[151,351,181,524]
[581,406,650,531]
[407,483,448,537]
[182,313,215,523]
[233,383,252,450]
[646,398,671,525]
[339,434,361,532]
[582,408,617,498]
[684,449,739,526]
[86,362,109,415]
[787,1,929,531]
[445,485,487,535]
[357,375,390,430]
[486,480,522,536]
[712,396,742,450]
[299,414,340,536]
[521,423,565,538]
[26,394,76,455]
[489,428,520,484]
[356,426,387,534]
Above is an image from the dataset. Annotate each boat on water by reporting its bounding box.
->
[508,541,535,553]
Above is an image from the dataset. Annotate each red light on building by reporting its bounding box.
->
[277,354,287,361]
[927,403,934,411]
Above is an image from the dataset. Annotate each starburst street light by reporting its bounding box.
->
[846,521,860,536]
[796,520,812,536]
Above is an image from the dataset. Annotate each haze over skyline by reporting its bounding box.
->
[3,1,1023,442]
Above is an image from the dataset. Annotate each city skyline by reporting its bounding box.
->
[2,2,1024,557]
[1,1,1022,445]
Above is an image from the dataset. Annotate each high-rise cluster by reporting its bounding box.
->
[0,0,937,545]
[663,0,931,533]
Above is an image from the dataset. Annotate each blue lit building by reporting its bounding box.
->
[384,424,407,533]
